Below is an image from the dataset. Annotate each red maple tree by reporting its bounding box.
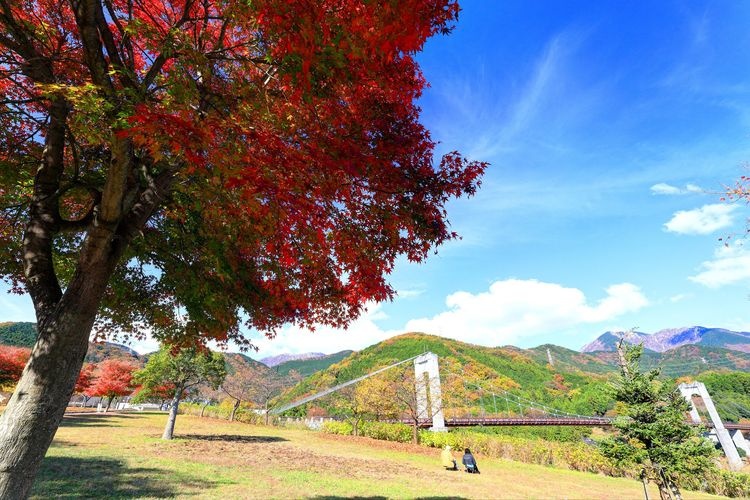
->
[0,0,486,492]
[87,360,137,411]
[0,346,30,386]
[73,363,97,406]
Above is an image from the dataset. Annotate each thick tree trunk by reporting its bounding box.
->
[162,390,183,440]
[0,305,97,498]
[104,396,114,412]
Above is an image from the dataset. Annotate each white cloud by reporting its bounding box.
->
[404,279,648,346]
[690,243,750,288]
[242,279,649,357]
[397,288,425,299]
[650,182,704,195]
[664,204,737,235]
[669,293,690,303]
[246,303,398,358]
[651,183,682,195]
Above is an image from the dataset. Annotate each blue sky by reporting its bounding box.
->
[4,0,750,357]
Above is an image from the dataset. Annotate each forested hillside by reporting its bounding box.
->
[0,322,36,347]
[274,350,354,378]
[277,332,614,417]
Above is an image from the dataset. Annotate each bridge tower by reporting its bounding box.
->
[414,352,447,432]
[678,381,743,471]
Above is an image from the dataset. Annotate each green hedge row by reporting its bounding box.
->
[321,421,413,443]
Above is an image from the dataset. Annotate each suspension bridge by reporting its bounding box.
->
[271,352,750,470]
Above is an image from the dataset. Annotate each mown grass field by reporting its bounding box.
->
[30,412,726,499]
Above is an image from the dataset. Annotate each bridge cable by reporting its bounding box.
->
[270,353,424,414]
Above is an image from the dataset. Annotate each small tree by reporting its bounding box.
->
[329,385,370,436]
[88,360,138,411]
[600,343,716,500]
[220,355,264,422]
[355,375,401,423]
[385,367,429,444]
[254,369,300,425]
[133,346,226,439]
[74,363,96,407]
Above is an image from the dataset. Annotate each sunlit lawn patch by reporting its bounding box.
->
[31,412,725,499]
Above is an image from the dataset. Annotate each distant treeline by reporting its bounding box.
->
[0,322,36,347]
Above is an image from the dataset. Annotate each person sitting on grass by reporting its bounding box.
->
[441,445,458,470]
[462,448,480,474]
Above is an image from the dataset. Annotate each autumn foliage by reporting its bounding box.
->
[0,0,485,348]
[0,346,29,386]
[74,363,96,395]
[87,360,137,410]
[0,0,483,491]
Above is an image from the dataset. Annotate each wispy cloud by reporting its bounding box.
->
[663,204,737,235]
[669,293,691,303]
[396,288,425,299]
[430,29,587,162]
[690,243,750,288]
[650,182,703,195]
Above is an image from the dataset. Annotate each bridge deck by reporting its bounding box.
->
[408,417,750,430]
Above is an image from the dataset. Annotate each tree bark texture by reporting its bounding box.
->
[230,399,240,422]
[0,291,102,498]
[162,391,183,440]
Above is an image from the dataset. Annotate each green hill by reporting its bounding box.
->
[274,350,354,378]
[276,332,613,417]
[0,322,37,347]
[84,342,144,365]
[525,344,618,375]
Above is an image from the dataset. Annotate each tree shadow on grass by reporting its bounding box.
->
[180,434,288,443]
[311,498,467,500]
[59,414,130,428]
[32,455,218,499]
[310,497,389,500]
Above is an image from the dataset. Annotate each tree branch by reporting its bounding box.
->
[22,97,68,321]
[70,0,114,91]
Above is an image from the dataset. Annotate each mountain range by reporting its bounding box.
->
[581,326,750,353]
[259,352,327,367]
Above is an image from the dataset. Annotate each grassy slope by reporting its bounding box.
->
[32,412,724,499]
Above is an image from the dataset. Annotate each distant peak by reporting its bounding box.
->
[260,352,326,367]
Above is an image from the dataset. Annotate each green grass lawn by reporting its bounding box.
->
[31,412,727,499]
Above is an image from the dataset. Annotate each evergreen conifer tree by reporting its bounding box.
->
[600,342,716,500]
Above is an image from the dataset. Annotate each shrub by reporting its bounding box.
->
[360,422,412,443]
[321,421,353,435]
[700,470,750,498]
